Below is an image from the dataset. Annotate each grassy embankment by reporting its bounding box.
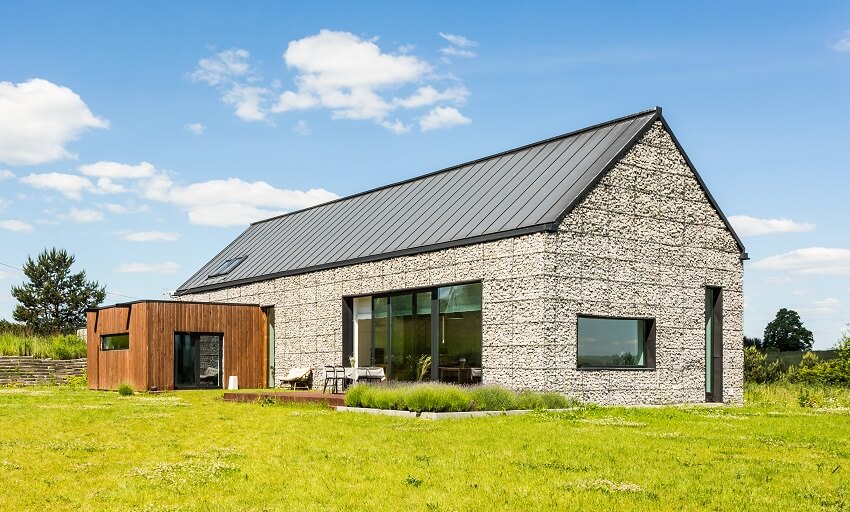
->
[0,332,86,359]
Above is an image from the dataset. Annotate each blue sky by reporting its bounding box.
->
[1,2,849,348]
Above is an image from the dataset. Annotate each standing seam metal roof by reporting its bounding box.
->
[175,107,744,295]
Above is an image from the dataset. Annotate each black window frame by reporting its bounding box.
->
[100,333,130,351]
[207,255,247,278]
[342,280,483,382]
[576,315,656,370]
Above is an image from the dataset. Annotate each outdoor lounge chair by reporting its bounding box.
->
[279,367,312,390]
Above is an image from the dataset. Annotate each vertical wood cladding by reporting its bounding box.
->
[87,301,265,391]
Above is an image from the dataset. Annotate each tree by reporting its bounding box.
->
[743,336,762,349]
[762,308,814,352]
[11,248,106,334]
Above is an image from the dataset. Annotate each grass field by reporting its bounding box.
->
[1,384,848,511]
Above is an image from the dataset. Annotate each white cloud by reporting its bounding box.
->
[807,298,840,315]
[728,215,815,237]
[191,49,270,122]
[438,33,478,48]
[752,247,850,276]
[394,85,468,109]
[0,79,108,165]
[223,84,270,122]
[440,47,477,59]
[272,30,437,129]
[190,49,253,85]
[185,123,206,135]
[293,120,311,135]
[379,119,411,134]
[0,219,33,233]
[65,208,103,223]
[187,203,285,227]
[420,106,471,132]
[122,230,179,242]
[104,202,148,214]
[20,172,93,200]
[833,30,850,52]
[134,167,338,227]
[116,262,180,274]
[193,31,473,131]
[94,177,125,194]
[438,33,478,60]
[80,161,156,179]
[0,170,14,180]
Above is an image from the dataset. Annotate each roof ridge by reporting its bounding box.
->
[249,106,662,227]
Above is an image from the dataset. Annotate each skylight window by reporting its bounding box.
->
[208,256,247,278]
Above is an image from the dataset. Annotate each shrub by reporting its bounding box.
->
[469,385,516,411]
[539,392,574,409]
[344,382,577,413]
[516,390,549,410]
[787,335,850,387]
[344,383,367,407]
[118,383,134,396]
[743,346,785,384]
[404,383,471,413]
[66,370,87,388]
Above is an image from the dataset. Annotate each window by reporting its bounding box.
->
[208,256,247,278]
[101,333,129,351]
[577,316,655,369]
[346,282,482,383]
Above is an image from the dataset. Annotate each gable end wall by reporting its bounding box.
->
[551,120,744,403]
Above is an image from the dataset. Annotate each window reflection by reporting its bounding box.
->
[577,317,651,368]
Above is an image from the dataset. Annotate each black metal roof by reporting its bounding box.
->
[175,107,744,295]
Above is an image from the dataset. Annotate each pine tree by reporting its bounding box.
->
[11,248,106,334]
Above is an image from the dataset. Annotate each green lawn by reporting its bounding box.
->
[1,385,848,511]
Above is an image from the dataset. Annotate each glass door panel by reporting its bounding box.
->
[174,333,197,388]
[372,297,389,373]
[174,333,222,389]
[389,293,432,381]
[198,335,222,389]
[438,283,483,383]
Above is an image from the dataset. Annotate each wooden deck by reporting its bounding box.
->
[223,390,345,407]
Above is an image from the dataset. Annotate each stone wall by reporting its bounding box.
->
[549,121,744,404]
[180,121,744,404]
[180,233,552,393]
[0,356,87,386]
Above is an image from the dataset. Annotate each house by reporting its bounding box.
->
[89,107,746,404]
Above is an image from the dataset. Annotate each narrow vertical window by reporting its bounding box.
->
[705,287,723,402]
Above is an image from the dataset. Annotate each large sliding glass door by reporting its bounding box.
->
[351,282,482,383]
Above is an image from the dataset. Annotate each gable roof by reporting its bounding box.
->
[175,107,744,295]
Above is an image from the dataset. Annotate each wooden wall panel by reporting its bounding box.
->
[87,301,265,391]
[87,305,148,391]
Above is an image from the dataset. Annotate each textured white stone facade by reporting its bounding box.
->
[180,121,744,405]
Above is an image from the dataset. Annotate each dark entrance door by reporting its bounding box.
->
[174,333,223,389]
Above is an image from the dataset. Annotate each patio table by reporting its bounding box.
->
[344,367,386,386]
